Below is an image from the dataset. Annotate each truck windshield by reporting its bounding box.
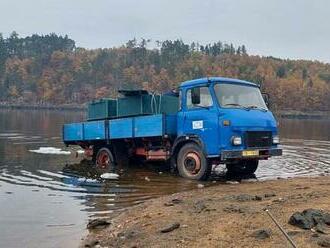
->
[214,83,267,110]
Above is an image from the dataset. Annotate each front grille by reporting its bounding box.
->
[245,131,272,148]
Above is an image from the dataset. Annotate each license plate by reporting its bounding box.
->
[242,150,259,156]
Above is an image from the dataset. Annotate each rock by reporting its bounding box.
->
[171,198,183,204]
[144,176,150,182]
[237,194,262,202]
[289,209,330,230]
[317,236,330,247]
[223,205,250,214]
[315,223,330,234]
[226,180,239,184]
[160,222,180,233]
[303,209,324,225]
[164,198,182,206]
[264,193,276,198]
[251,229,272,240]
[289,212,313,229]
[254,195,263,201]
[87,219,111,230]
[194,200,207,213]
[83,239,99,247]
[324,213,330,225]
[235,194,253,201]
[197,184,204,188]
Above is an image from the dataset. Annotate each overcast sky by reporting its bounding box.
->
[1,0,329,62]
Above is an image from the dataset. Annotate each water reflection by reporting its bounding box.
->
[0,109,329,247]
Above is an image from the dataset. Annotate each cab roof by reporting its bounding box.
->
[179,77,258,88]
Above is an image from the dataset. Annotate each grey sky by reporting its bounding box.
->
[1,0,329,62]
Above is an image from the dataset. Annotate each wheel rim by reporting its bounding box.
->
[184,152,201,175]
[96,150,111,169]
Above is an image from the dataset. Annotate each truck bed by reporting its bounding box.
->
[63,114,177,144]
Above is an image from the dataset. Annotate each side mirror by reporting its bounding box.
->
[191,88,201,105]
[262,93,270,107]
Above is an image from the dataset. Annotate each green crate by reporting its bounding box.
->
[142,95,179,115]
[87,98,117,120]
[88,94,179,120]
[117,96,143,117]
[116,95,179,117]
[158,95,179,114]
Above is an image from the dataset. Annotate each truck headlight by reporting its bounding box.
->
[232,136,242,146]
[273,135,280,144]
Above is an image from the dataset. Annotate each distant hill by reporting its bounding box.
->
[0,32,329,111]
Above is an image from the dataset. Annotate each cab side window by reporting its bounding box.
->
[186,86,213,109]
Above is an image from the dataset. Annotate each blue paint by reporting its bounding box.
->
[109,118,133,139]
[134,114,163,137]
[83,121,106,140]
[165,114,177,135]
[63,123,83,141]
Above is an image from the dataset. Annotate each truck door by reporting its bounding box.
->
[179,86,219,156]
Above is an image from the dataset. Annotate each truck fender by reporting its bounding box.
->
[171,135,207,167]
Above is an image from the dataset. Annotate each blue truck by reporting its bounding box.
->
[63,77,282,180]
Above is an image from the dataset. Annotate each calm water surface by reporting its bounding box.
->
[0,109,329,248]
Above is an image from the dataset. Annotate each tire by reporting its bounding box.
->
[226,160,258,175]
[95,147,116,172]
[176,143,211,180]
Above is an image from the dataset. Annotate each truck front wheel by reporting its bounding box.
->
[95,147,116,172]
[177,143,211,180]
[226,159,258,175]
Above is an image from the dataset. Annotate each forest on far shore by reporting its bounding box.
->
[0,32,329,111]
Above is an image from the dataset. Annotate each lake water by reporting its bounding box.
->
[0,109,329,248]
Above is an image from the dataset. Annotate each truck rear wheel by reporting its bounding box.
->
[226,159,258,175]
[95,147,116,172]
[177,143,211,180]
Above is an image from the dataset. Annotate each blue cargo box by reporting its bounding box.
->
[63,122,84,141]
[63,114,177,143]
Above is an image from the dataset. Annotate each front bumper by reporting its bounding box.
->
[221,148,282,160]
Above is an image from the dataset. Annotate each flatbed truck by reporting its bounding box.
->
[63,77,282,180]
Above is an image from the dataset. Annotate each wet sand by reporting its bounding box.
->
[82,176,330,248]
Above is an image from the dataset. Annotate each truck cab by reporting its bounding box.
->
[172,77,282,179]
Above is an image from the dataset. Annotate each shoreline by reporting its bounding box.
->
[0,103,86,111]
[81,176,330,248]
[0,104,329,119]
[277,110,330,120]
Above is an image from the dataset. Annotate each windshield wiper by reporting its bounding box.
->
[246,105,268,112]
[193,104,210,109]
[223,103,248,110]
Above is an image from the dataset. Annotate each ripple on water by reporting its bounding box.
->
[1,138,330,219]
